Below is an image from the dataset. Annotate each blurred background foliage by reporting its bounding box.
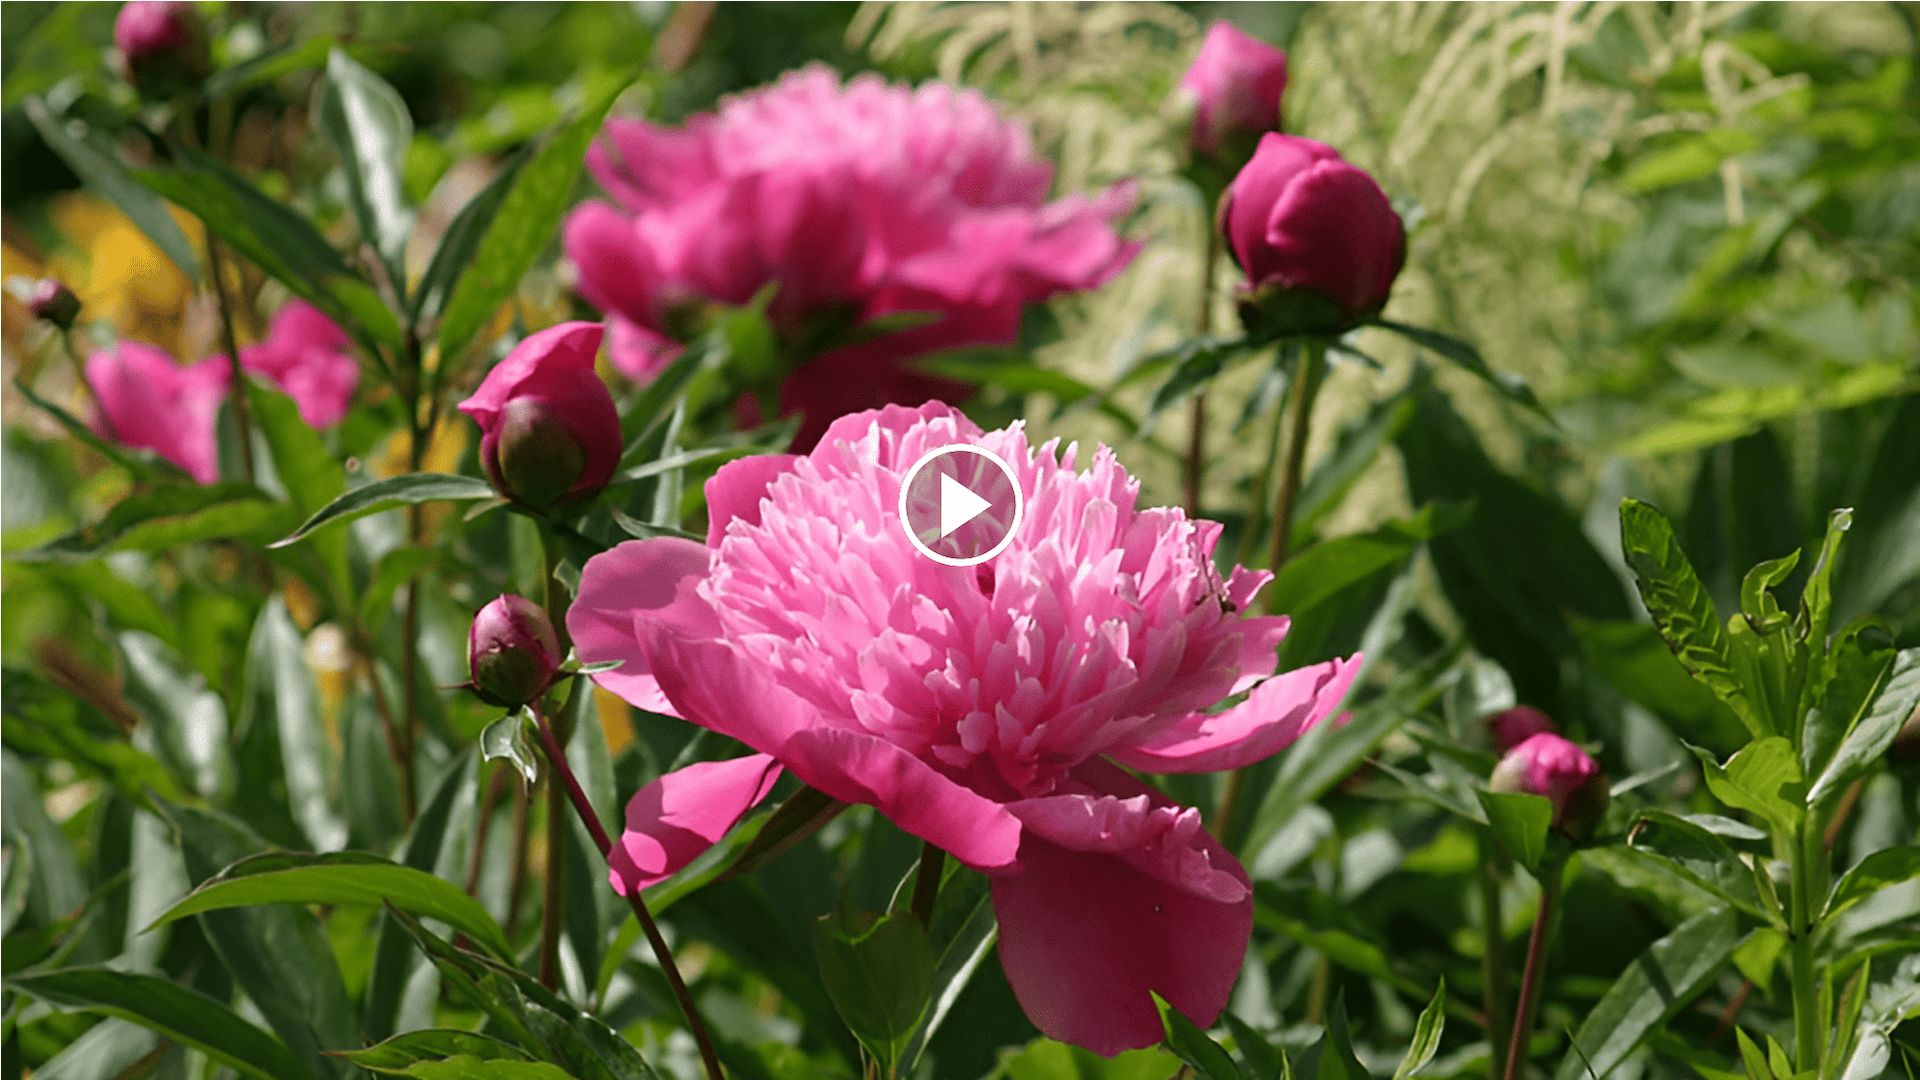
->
[2,3,1916,1079]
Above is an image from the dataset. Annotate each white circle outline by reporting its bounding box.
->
[896,444,1025,567]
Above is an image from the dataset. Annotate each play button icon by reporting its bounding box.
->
[898,444,1024,566]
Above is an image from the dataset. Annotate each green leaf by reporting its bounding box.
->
[1475,791,1553,876]
[1621,128,1760,193]
[1551,908,1745,1080]
[814,909,937,1077]
[1824,846,1920,922]
[1266,502,1470,618]
[1288,374,1418,547]
[1808,647,1919,811]
[1737,1028,1774,1080]
[713,785,848,883]
[134,147,401,349]
[149,798,361,1080]
[1627,811,1771,923]
[897,865,999,1075]
[1295,991,1367,1080]
[1802,618,1895,782]
[1393,980,1445,1080]
[3,967,318,1080]
[1691,737,1805,836]
[479,710,540,785]
[234,598,344,851]
[1572,616,1749,754]
[272,473,496,547]
[1220,1014,1285,1080]
[1620,498,1767,738]
[335,1029,531,1071]
[0,670,185,813]
[360,546,438,634]
[24,98,199,280]
[148,850,514,963]
[411,142,533,326]
[1145,337,1263,425]
[12,377,193,485]
[318,48,415,284]
[21,481,284,561]
[381,1059,576,1079]
[203,36,337,99]
[1371,320,1552,423]
[1153,991,1242,1080]
[1798,508,1851,655]
[364,749,478,1042]
[437,72,635,365]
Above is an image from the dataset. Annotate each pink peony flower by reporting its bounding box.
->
[86,341,230,484]
[239,301,360,429]
[1489,733,1609,841]
[458,322,623,510]
[566,66,1139,437]
[1179,23,1288,155]
[113,0,210,99]
[1223,133,1404,333]
[570,402,1359,1054]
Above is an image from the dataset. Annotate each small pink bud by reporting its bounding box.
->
[114,1,212,99]
[29,279,80,331]
[457,323,622,510]
[1486,705,1559,751]
[468,595,562,708]
[1489,733,1609,842]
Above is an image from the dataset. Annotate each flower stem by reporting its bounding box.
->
[1788,821,1823,1072]
[1480,834,1511,1080]
[204,236,256,486]
[1503,862,1562,1080]
[909,842,945,926]
[504,774,531,941]
[1183,229,1218,517]
[1267,337,1327,582]
[530,698,724,1080]
[538,735,566,991]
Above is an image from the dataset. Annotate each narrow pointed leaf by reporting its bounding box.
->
[272,473,497,547]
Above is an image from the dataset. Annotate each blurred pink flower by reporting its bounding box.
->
[114,0,210,98]
[565,67,1138,438]
[86,341,230,484]
[1179,23,1288,155]
[1486,705,1559,751]
[571,402,1359,1054]
[239,301,360,429]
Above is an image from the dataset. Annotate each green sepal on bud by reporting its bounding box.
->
[494,398,587,510]
[467,594,562,708]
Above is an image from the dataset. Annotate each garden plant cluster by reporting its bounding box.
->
[1,3,1917,1080]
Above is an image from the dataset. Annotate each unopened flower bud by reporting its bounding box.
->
[468,595,562,708]
[29,279,80,331]
[458,322,622,511]
[114,1,212,100]
[1486,705,1559,752]
[1178,23,1287,159]
[1489,733,1609,843]
[496,398,587,509]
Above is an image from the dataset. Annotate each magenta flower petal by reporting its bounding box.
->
[639,630,822,757]
[564,203,666,329]
[1180,22,1289,154]
[608,754,783,895]
[566,537,719,717]
[780,726,1021,873]
[238,300,358,428]
[87,341,230,484]
[992,765,1251,1056]
[704,454,802,545]
[1110,653,1362,774]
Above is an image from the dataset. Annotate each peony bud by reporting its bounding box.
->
[1221,133,1405,336]
[1486,705,1559,752]
[458,322,622,510]
[1179,22,1288,158]
[114,1,212,100]
[468,595,563,708]
[29,279,80,331]
[1489,733,1609,843]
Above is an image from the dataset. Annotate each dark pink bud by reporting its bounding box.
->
[1486,705,1559,751]
[114,1,212,99]
[29,279,80,330]
[1222,133,1404,335]
[468,595,562,707]
[1489,733,1609,842]
[457,322,622,509]
[1179,23,1287,156]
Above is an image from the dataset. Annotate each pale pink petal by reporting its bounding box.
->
[1230,614,1289,693]
[992,763,1251,1056]
[1109,653,1361,774]
[608,754,783,895]
[777,726,1021,872]
[569,538,719,716]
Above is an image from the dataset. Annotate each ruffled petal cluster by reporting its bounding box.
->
[564,67,1139,448]
[572,402,1358,1054]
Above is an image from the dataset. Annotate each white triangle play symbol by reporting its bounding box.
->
[938,473,993,539]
